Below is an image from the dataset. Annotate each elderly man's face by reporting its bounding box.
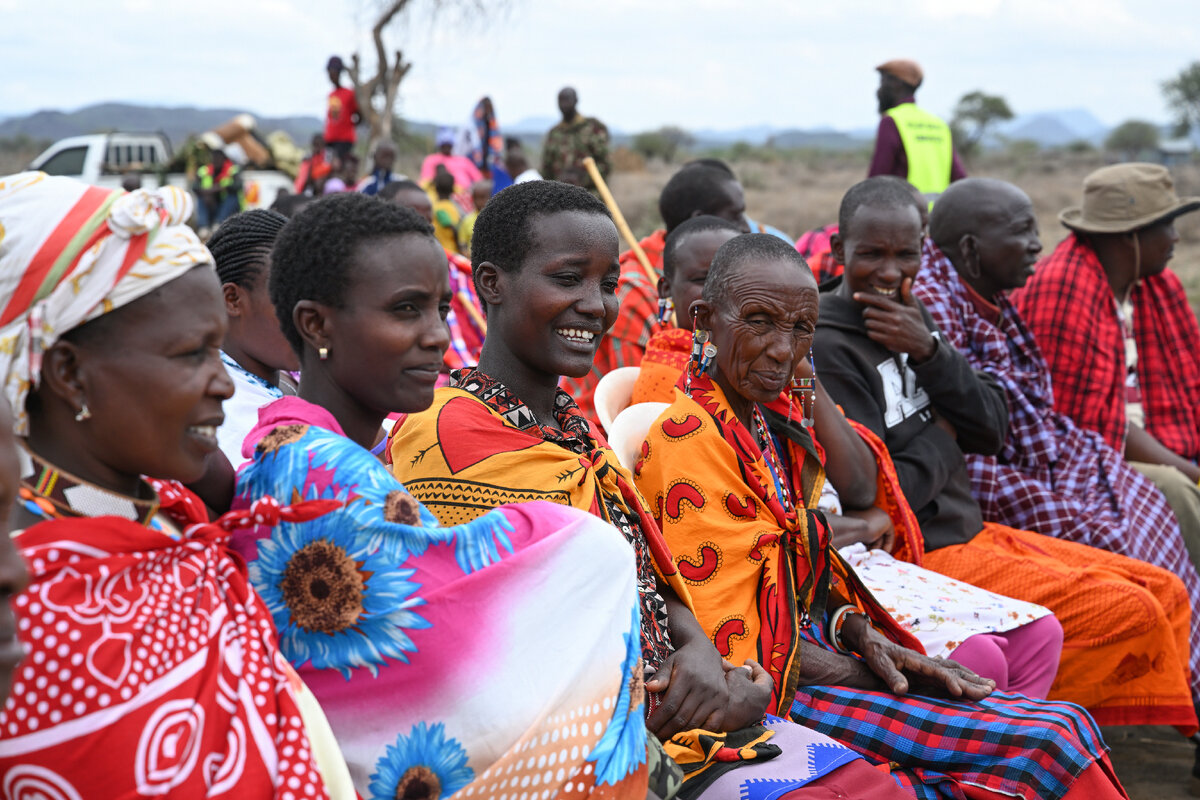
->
[972,190,1043,293]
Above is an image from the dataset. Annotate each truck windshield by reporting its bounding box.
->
[39,146,87,177]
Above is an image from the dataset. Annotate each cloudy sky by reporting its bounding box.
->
[2,0,1197,132]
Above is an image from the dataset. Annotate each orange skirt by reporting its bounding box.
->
[924,522,1196,732]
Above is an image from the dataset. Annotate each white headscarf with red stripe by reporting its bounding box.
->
[0,172,211,434]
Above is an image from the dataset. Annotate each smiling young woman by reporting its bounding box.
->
[230,191,656,799]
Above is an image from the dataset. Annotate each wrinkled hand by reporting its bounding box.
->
[853,277,936,362]
[842,614,994,700]
[644,641,730,739]
[844,507,895,553]
[699,658,773,732]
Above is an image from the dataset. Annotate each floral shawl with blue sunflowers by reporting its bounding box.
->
[232,397,658,800]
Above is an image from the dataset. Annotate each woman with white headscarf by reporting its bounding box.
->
[0,173,353,798]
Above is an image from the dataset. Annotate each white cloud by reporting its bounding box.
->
[1,0,1197,133]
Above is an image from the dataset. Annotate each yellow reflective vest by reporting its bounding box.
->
[885,103,953,196]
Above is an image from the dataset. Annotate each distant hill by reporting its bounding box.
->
[0,103,325,146]
[0,102,1137,155]
[993,108,1109,146]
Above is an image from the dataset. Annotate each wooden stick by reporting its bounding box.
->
[582,157,659,287]
[458,289,487,334]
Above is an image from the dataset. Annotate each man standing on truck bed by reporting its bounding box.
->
[325,56,360,162]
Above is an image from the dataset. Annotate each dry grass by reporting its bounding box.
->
[606,155,1200,315]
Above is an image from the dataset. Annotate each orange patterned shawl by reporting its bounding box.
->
[634,372,922,713]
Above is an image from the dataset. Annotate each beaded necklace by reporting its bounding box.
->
[751,405,793,511]
[18,442,163,528]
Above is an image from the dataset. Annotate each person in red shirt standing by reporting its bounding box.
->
[324,56,360,162]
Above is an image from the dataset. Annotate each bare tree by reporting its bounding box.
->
[347,0,493,155]
[348,1,414,156]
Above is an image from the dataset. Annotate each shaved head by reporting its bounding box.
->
[930,178,1042,296]
[930,178,1030,254]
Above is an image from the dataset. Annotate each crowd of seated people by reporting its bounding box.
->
[2,158,1199,799]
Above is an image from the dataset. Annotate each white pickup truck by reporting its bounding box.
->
[28,132,293,211]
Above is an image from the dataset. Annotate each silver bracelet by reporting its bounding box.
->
[829,604,860,654]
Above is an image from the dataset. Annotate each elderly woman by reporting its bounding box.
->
[633,232,1125,800]
[391,179,972,799]
[229,192,660,799]
[0,174,353,797]
[631,216,1063,699]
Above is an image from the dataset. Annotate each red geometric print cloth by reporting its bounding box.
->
[0,482,337,799]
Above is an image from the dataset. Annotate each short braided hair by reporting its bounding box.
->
[270,192,436,354]
[206,209,289,288]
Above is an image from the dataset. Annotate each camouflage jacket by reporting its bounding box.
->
[541,115,611,190]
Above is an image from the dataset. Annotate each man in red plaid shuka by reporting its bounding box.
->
[1009,164,1200,565]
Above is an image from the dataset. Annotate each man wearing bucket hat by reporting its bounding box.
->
[1012,163,1200,562]
[869,59,967,200]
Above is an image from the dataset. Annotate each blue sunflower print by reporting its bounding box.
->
[369,721,473,800]
[250,512,430,679]
[587,604,648,785]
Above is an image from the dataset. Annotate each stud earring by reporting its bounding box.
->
[656,297,675,326]
[74,402,92,422]
[318,346,329,361]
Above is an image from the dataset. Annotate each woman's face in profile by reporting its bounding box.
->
[708,258,818,407]
[61,266,234,486]
[321,233,452,416]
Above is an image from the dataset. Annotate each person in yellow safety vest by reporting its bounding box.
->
[868,59,966,202]
[193,146,243,233]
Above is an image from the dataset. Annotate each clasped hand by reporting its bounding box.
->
[644,641,773,740]
[841,613,994,700]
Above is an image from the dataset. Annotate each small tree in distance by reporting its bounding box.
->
[1162,62,1200,137]
[1104,120,1160,161]
[632,126,695,163]
[950,91,1014,160]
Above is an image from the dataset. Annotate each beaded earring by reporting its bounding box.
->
[790,350,816,429]
[683,315,714,397]
[656,297,675,326]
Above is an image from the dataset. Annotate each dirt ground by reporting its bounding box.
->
[1106,726,1196,798]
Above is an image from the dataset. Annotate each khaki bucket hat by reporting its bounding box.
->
[1060,162,1200,234]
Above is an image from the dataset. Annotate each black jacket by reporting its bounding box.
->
[815,279,1009,550]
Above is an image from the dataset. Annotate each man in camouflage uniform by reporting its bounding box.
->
[541,87,611,193]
